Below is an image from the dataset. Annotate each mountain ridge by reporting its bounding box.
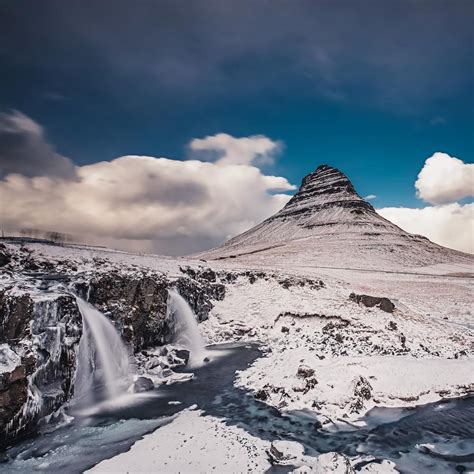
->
[194,164,472,269]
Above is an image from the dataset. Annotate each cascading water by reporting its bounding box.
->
[73,297,135,408]
[167,289,208,365]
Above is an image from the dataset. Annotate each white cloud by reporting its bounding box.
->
[189,133,282,166]
[364,194,377,201]
[0,136,295,255]
[415,152,474,204]
[378,203,474,254]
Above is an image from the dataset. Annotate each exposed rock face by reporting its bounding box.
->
[195,164,472,268]
[349,293,395,313]
[1,255,226,447]
[0,293,81,448]
[269,164,376,225]
[175,270,225,322]
[0,292,35,344]
[83,273,170,351]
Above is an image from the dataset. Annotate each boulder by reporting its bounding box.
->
[297,365,315,379]
[349,293,395,313]
[133,377,154,393]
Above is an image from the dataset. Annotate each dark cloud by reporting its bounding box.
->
[1,0,472,111]
[0,111,76,179]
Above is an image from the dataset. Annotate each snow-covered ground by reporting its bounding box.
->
[2,239,473,472]
[88,407,272,473]
[88,407,399,474]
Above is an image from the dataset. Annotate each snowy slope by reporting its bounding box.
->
[195,164,473,269]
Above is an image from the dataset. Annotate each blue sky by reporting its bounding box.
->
[0,0,472,254]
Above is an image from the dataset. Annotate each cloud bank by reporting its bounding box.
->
[0,116,294,254]
[378,152,473,254]
[379,203,474,254]
[1,113,471,255]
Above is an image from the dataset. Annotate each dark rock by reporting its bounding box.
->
[455,350,467,359]
[86,273,170,351]
[304,377,318,394]
[350,376,373,412]
[387,321,398,331]
[174,349,190,364]
[133,377,154,393]
[0,294,81,448]
[277,276,325,290]
[297,364,315,378]
[255,389,269,401]
[0,292,34,343]
[281,326,290,333]
[175,276,225,323]
[0,249,11,267]
[322,319,350,332]
[349,293,395,313]
[179,266,217,283]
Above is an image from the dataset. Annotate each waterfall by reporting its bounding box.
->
[73,297,134,407]
[167,289,208,365]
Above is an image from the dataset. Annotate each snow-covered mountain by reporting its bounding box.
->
[196,164,472,269]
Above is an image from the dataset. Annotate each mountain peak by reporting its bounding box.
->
[195,163,470,268]
[275,163,374,222]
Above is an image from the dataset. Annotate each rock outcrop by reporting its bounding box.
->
[349,293,395,313]
[0,248,226,448]
[0,292,81,448]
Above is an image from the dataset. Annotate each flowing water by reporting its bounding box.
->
[167,289,208,365]
[1,343,474,473]
[72,298,135,409]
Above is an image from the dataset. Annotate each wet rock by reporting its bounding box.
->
[86,273,170,351]
[133,376,154,393]
[0,292,35,343]
[0,294,81,448]
[255,389,269,401]
[144,356,163,371]
[349,293,395,313]
[174,349,190,364]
